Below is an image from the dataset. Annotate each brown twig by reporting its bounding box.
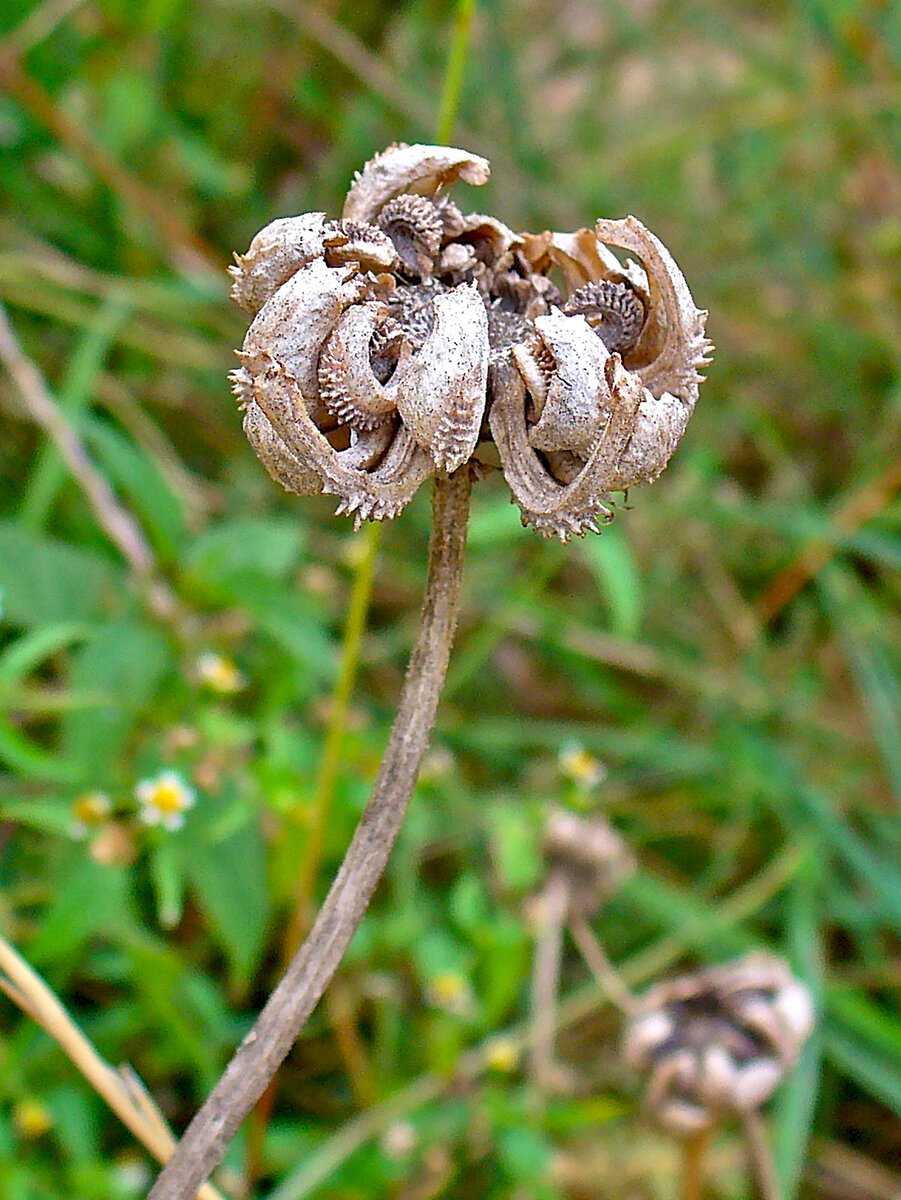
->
[0,0,87,56]
[0,56,218,279]
[757,452,901,623]
[147,467,473,1200]
[0,932,227,1200]
[260,0,437,134]
[0,299,177,617]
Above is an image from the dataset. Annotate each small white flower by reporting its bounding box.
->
[558,741,606,789]
[195,652,245,694]
[135,770,196,831]
[379,1120,417,1159]
[71,790,112,837]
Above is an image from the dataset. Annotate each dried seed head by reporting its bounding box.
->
[230,144,710,531]
[623,954,814,1134]
[542,809,635,914]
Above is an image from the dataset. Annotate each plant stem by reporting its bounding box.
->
[147,467,473,1200]
[682,1129,710,1200]
[743,1109,782,1200]
[528,871,570,1089]
[0,933,227,1200]
[567,910,637,1015]
[284,520,381,959]
[435,0,477,144]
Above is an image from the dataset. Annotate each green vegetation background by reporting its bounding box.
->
[1,0,900,1196]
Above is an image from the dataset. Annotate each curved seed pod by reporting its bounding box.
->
[336,421,397,471]
[456,211,519,266]
[242,397,323,497]
[323,221,400,273]
[250,350,434,526]
[490,357,641,541]
[517,310,614,455]
[229,213,330,315]
[392,283,490,473]
[378,194,444,279]
[518,227,624,293]
[317,301,402,430]
[595,216,712,404]
[238,258,366,420]
[342,143,490,223]
[563,279,646,354]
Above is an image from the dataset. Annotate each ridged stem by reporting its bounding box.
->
[147,468,472,1200]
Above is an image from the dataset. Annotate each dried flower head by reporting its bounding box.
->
[542,808,635,915]
[230,143,712,539]
[623,954,814,1135]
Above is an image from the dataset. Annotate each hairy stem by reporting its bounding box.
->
[147,467,473,1200]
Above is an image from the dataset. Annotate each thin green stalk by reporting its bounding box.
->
[435,0,477,144]
[284,521,381,956]
[287,0,479,952]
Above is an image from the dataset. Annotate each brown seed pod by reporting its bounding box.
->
[623,954,814,1135]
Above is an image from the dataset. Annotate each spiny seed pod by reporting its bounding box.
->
[623,954,814,1135]
[230,143,712,534]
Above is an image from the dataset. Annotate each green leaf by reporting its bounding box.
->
[0,798,76,836]
[184,517,305,585]
[496,1125,553,1182]
[773,863,824,1199]
[183,796,269,989]
[0,521,121,628]
[150,840,186,929]
[20,297,132,530]
[580,524,643,639]
[825,1025,901,1120]
[0,721,84,784]
[27,852,134,966]
[60,619,171,780]
[82,418,188,563]
[0,622,91,688]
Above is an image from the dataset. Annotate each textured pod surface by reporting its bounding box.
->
[342,143,491,223]
[391,284,490,473]
[237,259,365,421]
[229,213,330,316]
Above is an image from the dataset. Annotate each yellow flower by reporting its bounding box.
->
[426,970,475,1016]
[484,1036,519,1073]
[13,1098,52,1139]
[71,790,112,836]
[558,741,606,789]
[196,652,245,694]
[135,770,196,831]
